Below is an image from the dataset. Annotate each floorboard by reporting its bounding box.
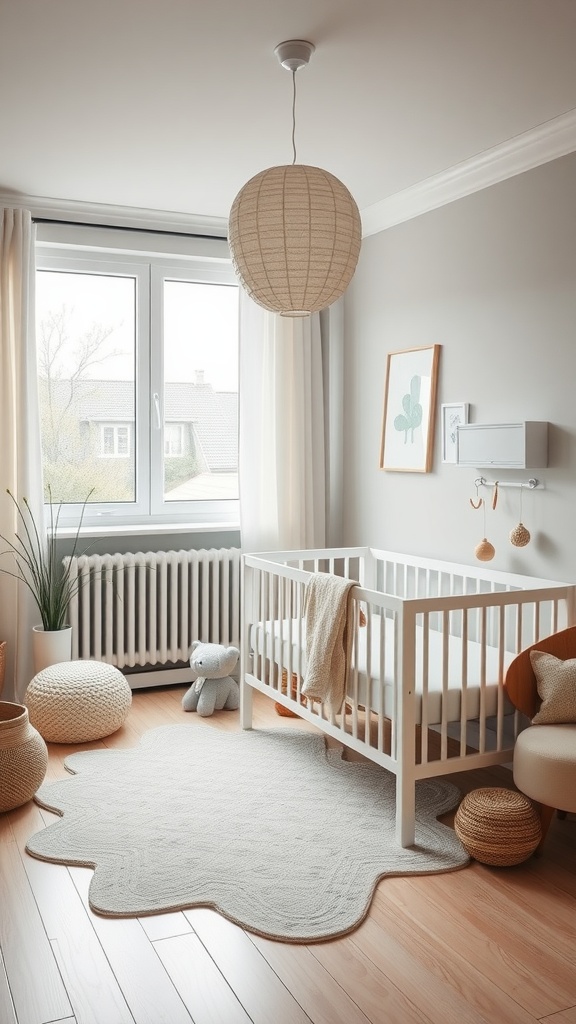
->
[69,866,193,1024]
[185,907,313,1024]
[0,950,18,1024]
[154,931,252,1024]
[8,802,134,1024]
[0,816,72,1024]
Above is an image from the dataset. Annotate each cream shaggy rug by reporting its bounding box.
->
[26,725,468,941]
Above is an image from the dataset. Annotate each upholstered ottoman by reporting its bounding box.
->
[513,724,576,813]
[454,787,542,866]
[26,661,132,743]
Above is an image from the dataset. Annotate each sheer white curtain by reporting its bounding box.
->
[239,293,342,554]
[0,208,44,701]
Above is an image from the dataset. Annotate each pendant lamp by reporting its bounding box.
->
[228,40,362,317]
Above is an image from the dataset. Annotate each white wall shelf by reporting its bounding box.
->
[456,421,548,469]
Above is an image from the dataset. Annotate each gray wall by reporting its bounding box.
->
[342,152,576,582]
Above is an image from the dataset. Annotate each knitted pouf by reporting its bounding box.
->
[26,661,132,743]
[454,787,542,866]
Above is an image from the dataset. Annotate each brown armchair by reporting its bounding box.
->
[504,625,576,849]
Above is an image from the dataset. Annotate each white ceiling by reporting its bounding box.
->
[2,0,576,232]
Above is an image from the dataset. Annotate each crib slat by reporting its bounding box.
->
[296,580,304,689]
[440,610,450,762]
[479,606,487,754]
[357,603,369,743]
[350,613,359,740]
[516,602,523,653]
[420,613,430,765]
[496,603,506,751]
[459,608,469,756]
[376,609,385,755]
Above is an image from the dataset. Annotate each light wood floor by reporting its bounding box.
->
[1,685,575,1024]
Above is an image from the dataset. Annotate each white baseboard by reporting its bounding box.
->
[125,666,192,690]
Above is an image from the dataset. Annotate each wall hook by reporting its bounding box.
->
[469,481,482,510]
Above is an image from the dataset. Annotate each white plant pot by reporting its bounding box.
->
[32,625,73,676]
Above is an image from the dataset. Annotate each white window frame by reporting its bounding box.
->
[35,225,239,530]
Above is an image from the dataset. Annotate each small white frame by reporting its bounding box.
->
[441,402,469,464]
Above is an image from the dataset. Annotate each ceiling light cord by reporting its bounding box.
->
[291,70,297,165]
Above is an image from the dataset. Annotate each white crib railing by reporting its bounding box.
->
[241,546,576,846]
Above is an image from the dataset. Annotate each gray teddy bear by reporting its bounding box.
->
[181,641,240,717]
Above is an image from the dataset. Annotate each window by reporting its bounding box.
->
[35,225,239,529]
[164,423,184,458]
[101,426,130,458]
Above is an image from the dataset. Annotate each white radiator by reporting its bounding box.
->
[65,548,241,672]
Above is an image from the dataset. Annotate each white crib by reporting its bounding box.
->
[240,546,576,847]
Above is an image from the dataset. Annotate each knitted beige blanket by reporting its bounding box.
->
[301,572,358,711]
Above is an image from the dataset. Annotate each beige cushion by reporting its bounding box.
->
[530,650,576,724]
[513,724,576,812]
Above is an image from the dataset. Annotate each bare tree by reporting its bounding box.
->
[38,305,132,501]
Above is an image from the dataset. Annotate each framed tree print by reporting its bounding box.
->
[379,345,441,472]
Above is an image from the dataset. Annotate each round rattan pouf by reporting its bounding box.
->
[26,661,132,743]
[454,787,542,866]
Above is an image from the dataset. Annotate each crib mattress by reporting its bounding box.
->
[249,615,514,726]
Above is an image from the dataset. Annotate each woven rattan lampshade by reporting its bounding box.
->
[229,163,361,316]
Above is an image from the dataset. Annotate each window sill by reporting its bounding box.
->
[56,521,240,540]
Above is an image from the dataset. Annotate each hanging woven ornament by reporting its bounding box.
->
[475,498,495,561]
[510,485,531,547]
[475,537,496,561]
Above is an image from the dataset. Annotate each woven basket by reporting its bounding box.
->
[275,669,308,718]
[454,787,542,866]
[0,701,48,812]
[0,641,6,698]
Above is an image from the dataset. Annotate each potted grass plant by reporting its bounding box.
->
[0,488,92,673]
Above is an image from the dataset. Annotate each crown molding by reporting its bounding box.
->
[3,109,576,241]
[0,192,228,238]
[360,107,576,237]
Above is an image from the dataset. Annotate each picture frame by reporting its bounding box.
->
[441,402,469,464]
[379,344,441,473]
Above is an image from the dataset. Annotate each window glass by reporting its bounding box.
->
[163,280,239,503]
[35,230,239,529]
[36,269,136,503]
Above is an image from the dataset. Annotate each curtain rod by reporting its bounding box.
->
[32,217,226,242]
